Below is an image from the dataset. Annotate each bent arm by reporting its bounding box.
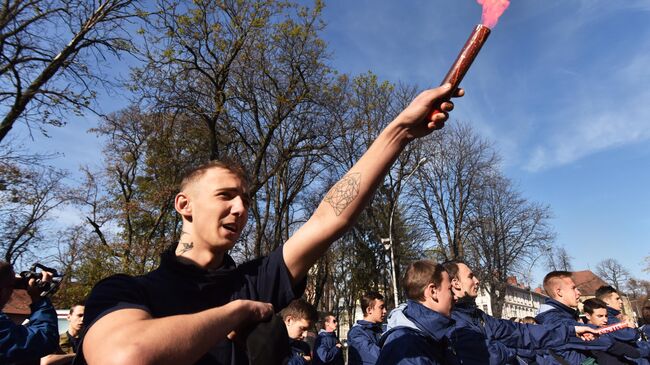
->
[83,299,272,365]
[0,298,58,362]
[283,85,460,284]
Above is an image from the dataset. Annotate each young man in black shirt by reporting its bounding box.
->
[78,84,463,365]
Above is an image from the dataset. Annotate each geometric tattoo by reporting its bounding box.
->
[324,173,361,216]
[177,241,194,255]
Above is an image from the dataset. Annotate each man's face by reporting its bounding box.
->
[285,317,311,340]
[366,299,387,323]
[68,305,85,334]
[452,263,480,300]
[586,308,608,327]
[325,316,337,332]
[556,277,581,308]
[602,292,623,311]
[181,167,249,251]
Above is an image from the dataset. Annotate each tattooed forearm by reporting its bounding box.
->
[177,241,194,255]
[324,173,361,216]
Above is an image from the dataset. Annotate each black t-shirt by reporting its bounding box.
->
[74,245,304,365]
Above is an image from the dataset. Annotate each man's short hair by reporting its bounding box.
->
[521,316,537,324]
[403,260,446,301]
[179,159,250,192]
[360,291,384,316]
[542,271,573,298]
[280,299,318,323]
[595,285,618,300]
[69,302,85,315]
[320,313,336,328]
[442,259,466,281]
[583,298,608,314]
[0,260,13,288]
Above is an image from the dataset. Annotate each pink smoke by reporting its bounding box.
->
[477,0,510,29]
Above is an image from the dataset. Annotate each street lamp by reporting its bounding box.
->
[383,157,428,305]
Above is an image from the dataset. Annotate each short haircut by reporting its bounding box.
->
[595,285,618,300]
[542,271,573,298]
[403,259,446,301]
[583,298,608,314]
[280,299,318,323]
[0,260,13,287]
[69,303,85,315]
[442,259,466,281]
[179,159,250,192]
[360,291,384,316]
[321,313,336,327]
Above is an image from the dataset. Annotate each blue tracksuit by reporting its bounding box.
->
[347,319,382,365]
[536,298,614,364]
[448,299,574,365]
[313,330,343,365]
[605,307,650,363]
[0,297,59,364]
[376,301,455,365]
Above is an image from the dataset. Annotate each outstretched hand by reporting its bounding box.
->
[575,326,600,341]
[394,83,464,140]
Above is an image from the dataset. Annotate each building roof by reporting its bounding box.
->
[572,270,608,296]
[2,289,32,315]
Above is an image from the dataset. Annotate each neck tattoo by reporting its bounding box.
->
[177,241,194,255]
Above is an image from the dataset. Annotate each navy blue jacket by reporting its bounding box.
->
[347,320,382,365]
[313,330,343,365]
[448,299,574,365]
[376,301,454,365]
[0,297,59,363]
[288,339,311,365]
[536,298,614,365]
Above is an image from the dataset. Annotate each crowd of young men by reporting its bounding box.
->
[3,81,650,364]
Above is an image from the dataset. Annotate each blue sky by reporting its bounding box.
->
[13,0,650,284]
[314,0,650,282]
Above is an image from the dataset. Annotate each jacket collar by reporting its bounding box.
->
[355,319,382,330]
[403,300,455,342]
[544,298,580,320]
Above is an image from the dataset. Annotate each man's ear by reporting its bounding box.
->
[175,192,192,218]
[428,283,438,302]
[451,277,462,291]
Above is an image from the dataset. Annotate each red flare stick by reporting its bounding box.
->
[429,24,491,121]
[597,322,629,335]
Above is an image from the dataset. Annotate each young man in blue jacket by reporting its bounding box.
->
[347,291,387,365]
[281,299,318,365]
[376,260,455,365]
[0,260,59,364]
[535,271,644,364]
[442,260,600,365]
[313,314,343,365]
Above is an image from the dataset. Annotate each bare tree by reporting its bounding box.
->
[0,0,141,142]
[596,258,630,292]
[546,244,573,271]
[412,122,500,260]
[465,173,555,318]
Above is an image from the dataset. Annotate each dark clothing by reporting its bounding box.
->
[312,330,343,365]
[0,298,59,364]
[376,301,454,365]
[75,245,304,365]
[535,298,614,365]
[59,331,80,354]
[288,339,311,365]
[606,307,641,343]
[448,299,574,365]
[347,320,382,365]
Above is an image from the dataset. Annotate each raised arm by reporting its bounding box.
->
[283,84,462,284]
[82,299,273,365]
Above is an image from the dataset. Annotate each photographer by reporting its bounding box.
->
[1,260,59,364]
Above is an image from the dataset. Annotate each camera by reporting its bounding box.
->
[13,263,63,297]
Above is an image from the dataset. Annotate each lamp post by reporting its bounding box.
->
[383,157,428,305]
